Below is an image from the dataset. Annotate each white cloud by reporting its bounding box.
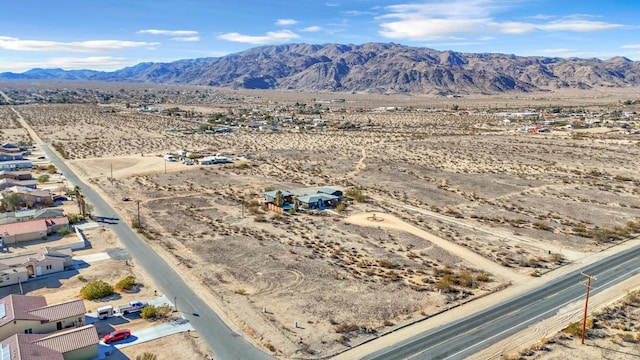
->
[171,36,200,42]
[380,17,483,41]
[0,37,160,52]
[378,1,626,41]
[276,19,298,26]
[0,56,134,72]
[622,44,640,49]
[540,20,624,32]
[342,10,376,16]
[537,48,577,54]
[137,29,198,36]
[494,22,537,34]
[217,30,300,44]
[301,26,323,33]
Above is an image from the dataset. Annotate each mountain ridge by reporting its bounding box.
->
[2,42,639,95]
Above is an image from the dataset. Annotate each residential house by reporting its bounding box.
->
[263,190,293,205]
[265,187,343,210]
[297,193,341,209]
[0,178,37,191]
[0,144,25,155]
[0,247,73,285]
[0,170,32,181]
[0,294,86,341]
[0,160,32,171]
[317,187,343,198]
[0,154,24,162]
[0,208,65,225]
[0,219,47,244]
[3,186,54,208]
[0,324,99,360]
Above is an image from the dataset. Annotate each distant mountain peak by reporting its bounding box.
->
[1,42,638,94]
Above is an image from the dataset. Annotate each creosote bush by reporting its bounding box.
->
[140,304,173,319]
[115,275,137,292]
[80,280,114,300]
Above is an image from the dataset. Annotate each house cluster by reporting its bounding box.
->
[0,144,32,172]
[0,207,72,288]
[264,186,343,210]
[0,294,99,359]
[0,143,56,210]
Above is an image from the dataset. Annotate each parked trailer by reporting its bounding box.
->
[97,305,114,320]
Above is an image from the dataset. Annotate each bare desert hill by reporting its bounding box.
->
[2,43,640,95]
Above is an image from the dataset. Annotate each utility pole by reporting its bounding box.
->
[110,163,113,182]
[581,272,597,344]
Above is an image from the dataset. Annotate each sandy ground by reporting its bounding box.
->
[3,87,640,358]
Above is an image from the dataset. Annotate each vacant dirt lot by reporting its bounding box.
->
[6,87,640,358]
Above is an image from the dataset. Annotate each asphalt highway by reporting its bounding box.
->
[363,242,640,360]
[40,144,273,360]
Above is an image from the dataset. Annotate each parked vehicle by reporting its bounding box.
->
[117,300,148,315]
[96,305,114,320]
[103,329,131,344]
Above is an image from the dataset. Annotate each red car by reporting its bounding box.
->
[103,329,131,344]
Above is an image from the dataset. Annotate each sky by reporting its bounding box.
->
[0,0,639,73]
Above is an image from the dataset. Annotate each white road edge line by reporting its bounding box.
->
[437,264,640,360]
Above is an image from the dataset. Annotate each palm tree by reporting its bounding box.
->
[135,353,157,360]
[274,190,284,207]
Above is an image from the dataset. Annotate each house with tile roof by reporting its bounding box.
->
[2,186,53,208]
[0,324,99,360]
[0,216,68,244]
[0,247,73,287]
[0,295,86,342]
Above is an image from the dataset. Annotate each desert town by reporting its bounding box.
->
[0,83,638,359]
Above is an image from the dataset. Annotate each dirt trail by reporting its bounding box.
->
[344,147,367,180]
[382,198,585,261]
[344,212,526,283]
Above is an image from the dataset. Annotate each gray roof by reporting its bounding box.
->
[298,193,339,204]
[317,186,342,195]
[264,190,293,198]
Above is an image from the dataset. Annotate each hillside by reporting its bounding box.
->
[2,43,639,95]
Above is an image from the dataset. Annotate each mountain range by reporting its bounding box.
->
[2,43,639,95]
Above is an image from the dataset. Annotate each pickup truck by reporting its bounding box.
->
[117,300,148,315]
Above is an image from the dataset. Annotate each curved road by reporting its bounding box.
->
[363,242,640,360]
[10,104,272,360]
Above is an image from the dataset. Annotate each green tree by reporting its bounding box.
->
[1,192,23,211]
[47,164,57,174]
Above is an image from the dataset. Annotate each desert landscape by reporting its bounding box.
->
[1,82,640,359]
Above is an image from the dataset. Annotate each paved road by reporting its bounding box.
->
[363,242,640,360]
[0,89,12,103]
[37,148,272,359]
